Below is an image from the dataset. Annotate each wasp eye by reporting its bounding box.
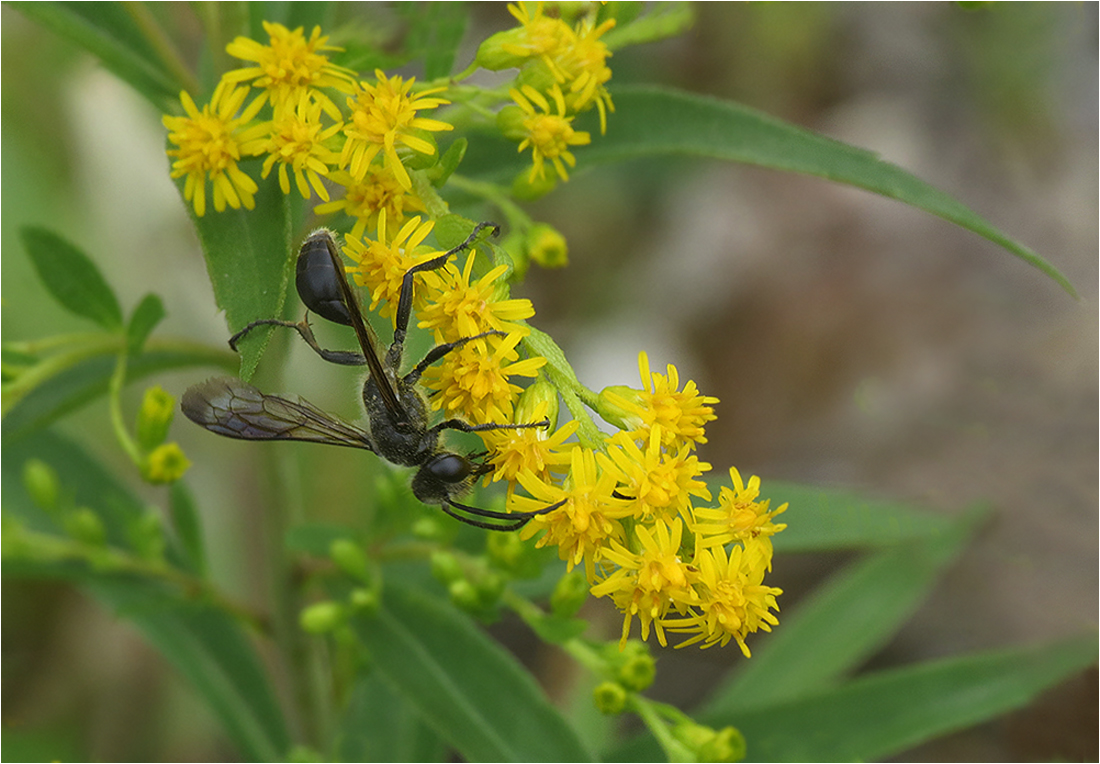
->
[427,453,472,483]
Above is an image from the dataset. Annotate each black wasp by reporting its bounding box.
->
[182,223,563,531]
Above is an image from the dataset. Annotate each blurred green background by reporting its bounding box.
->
[3,3,1096,760]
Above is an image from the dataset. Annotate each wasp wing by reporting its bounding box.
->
[181,377,375,451]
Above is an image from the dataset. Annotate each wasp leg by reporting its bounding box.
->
[403,330,506,386]
[229,316,366,367]
[441,497,565,531]
[431,417,550,438]
[388,222,500,366]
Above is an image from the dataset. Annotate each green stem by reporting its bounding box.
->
[447,174,534,232]
[108,345,143,467]
[630,694,695,762]
[1,335,121,414]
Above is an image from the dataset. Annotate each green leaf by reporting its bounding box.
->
[126,293,167,356]
[20,227,124,331]
[464,85,1074,296]
[590,86,1076,296]
[351,581,594,762]
[1,340,236,445]
[336,672,447,762]
[10,2,184,112]
[702,508,987,717]
[764,481,957,553]
[88,578,290,762]
[183,164,294,382]
[715,634,1098,762]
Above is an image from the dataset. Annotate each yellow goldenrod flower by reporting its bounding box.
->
[314,167,425,240]
[480,405,578,485]
[421,331,545,425]
[598,426,713,523]
[246,92,343,201]
[503,2,574,59]
[342,212,437,324]
[513,446,632,580]
[692,467,788,557]
[665,539,781,655]
[341,71,453,190]
[418,252,536,344]
[605,352,719,451]
[511,84,591,183]
[143,442,191,484]
[553,16,616,134]
[591,518,696,648]
[223,21,356,119]
[163,80,267,217]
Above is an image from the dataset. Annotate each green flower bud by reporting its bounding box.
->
[348,587,379,615]
[475,570,505,606]
[330,539,370,582]
[411,515,446,540]
[23,459,60,515]
[65,507,106,546]
[514,59,557,95]
[137,385,175,452]
[475,28,531,71]
[448,578,480,612]
[399,128,440,170]
[300,601,347,634]
[430,550,464,585]
[515,378,560,432]
[595,385,644,431]
[618,649,656,692]
[526,223,568,269]
[496,104,528,141]
[549,569,589,618]
[699,726,746,763]
[592,681,628,715]
[142,442,191,484]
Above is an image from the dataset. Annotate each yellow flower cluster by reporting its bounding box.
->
[484,2,616,183]
[506,354,787,654]
[162,13,785,654]
[163,21,444,229]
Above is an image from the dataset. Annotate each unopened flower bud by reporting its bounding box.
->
[300,601,347,634]
[23,459,60,514]
[65,507,106,546]
[592,681,628,715]
[330,539,370,582]
[526,224,568,269]
[142,443,191,484]
[430,550,464,585]
[475,28,530,71]
[515,379,559,432]
[496,105,528,141]
[549,569,589,618]
[596,385,643,431]
[349,587,379,615]
[137,385,175,452]
[511,168,558,200]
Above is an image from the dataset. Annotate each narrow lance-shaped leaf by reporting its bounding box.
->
[586,86,1076,296]
[350,580,594,762]
[709,634,1098,762]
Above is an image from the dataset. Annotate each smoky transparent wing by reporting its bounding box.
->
[181,377,374,451]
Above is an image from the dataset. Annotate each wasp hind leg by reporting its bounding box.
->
[229,316,367,367]
[440,498,565,532]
